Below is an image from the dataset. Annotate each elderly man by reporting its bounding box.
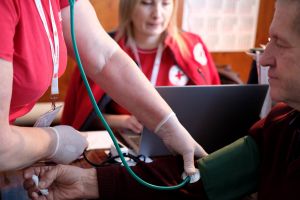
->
[23,0,300,200]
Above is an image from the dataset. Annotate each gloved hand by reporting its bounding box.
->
[155,113,208,175]
[47,125,88,164]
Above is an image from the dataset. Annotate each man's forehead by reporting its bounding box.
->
[270,2,298,39]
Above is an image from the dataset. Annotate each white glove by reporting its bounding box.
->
[155,113,208,175]
[47,125,88,164]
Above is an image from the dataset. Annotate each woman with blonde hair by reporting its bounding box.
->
[62,0,220,133]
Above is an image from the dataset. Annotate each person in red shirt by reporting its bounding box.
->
[0,0,87,171]
[61,0,220,133]
[23,0,300,199]
[0,0,206,177]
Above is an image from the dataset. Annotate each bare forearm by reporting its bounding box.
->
[103,114,125,129]
[92,50,172,131]
[0,126,54,171]
[0,59,55,171]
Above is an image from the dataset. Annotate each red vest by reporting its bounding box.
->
[61,32,220,129]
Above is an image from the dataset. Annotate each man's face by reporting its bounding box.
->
[260,2,300,109]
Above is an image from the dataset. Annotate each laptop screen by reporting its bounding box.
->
[138,84,269,156]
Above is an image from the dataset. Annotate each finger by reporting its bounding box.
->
[23,167,39,179]
[30,191,39,200]
[135,123,143,133]
[38,166,59,189]
[194,143,208,158]
[134,124,143,133]
[131,128,139,134]
[182,151,196,176]
[27,187,40,199]
[132,120,143,133]
[23,178,36,190]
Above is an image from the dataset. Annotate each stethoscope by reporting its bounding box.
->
[68,0,191,190]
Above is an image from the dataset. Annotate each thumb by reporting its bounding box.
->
[38,167,60,189]
[23,168,36,179]
[194,143,208,158]
[182,152,196,176]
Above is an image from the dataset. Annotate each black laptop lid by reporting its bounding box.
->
[139,84,269,156]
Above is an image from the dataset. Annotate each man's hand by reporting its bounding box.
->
[23,165,99,200]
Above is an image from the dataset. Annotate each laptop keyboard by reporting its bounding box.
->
[129,135,141,147]
[119,130,141,153]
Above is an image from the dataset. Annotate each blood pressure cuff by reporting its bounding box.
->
[197,136,260,200]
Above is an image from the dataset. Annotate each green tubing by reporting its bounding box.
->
[68,0,190,190]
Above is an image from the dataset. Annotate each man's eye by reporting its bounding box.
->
[275,40,288,48]
[270,37,290,48]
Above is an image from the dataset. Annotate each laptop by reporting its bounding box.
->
[120,84,269,156]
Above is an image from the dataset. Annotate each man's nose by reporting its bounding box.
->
[259,45,275,68]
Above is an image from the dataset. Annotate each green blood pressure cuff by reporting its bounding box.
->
[197,136,260,200]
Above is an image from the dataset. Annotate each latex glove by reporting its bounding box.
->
[23,165,99,200]
[47,125,88,164]
[155,113,208,175]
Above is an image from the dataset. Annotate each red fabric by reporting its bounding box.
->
[97,156,207,200]
[164,32,220,85]
[60,0,71,8]
[0,0,68,122]
[61,32,220,129]
[249,103,300,200]
[117,32,220,86]
[107,46,191,115]
[136,46,195,86]
[61,68,106,129]
[138,48,158,81]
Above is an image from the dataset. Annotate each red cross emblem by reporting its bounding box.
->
[175,70,184,80]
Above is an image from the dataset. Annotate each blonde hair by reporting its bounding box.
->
[116,0,189,56]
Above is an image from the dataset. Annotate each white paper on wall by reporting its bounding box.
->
[182,0,260,52]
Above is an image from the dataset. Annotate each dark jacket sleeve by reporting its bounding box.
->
[96,156,208,200]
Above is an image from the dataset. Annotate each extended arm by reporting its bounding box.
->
[0,59,87,171]
[0,59,57,171]
[61,0,171,131]
[23,157,206,200]
[61,0,207,174]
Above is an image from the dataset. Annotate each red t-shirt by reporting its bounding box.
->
[138,47,194,86]
[0,0,69,122]
[108,47,195,115]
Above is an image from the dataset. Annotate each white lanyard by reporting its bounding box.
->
[35,0,60,99]
[129,39,164,86]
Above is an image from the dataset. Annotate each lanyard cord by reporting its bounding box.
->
[68,0,190,190]
[128,37,164,86]
[35,0,60,107]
